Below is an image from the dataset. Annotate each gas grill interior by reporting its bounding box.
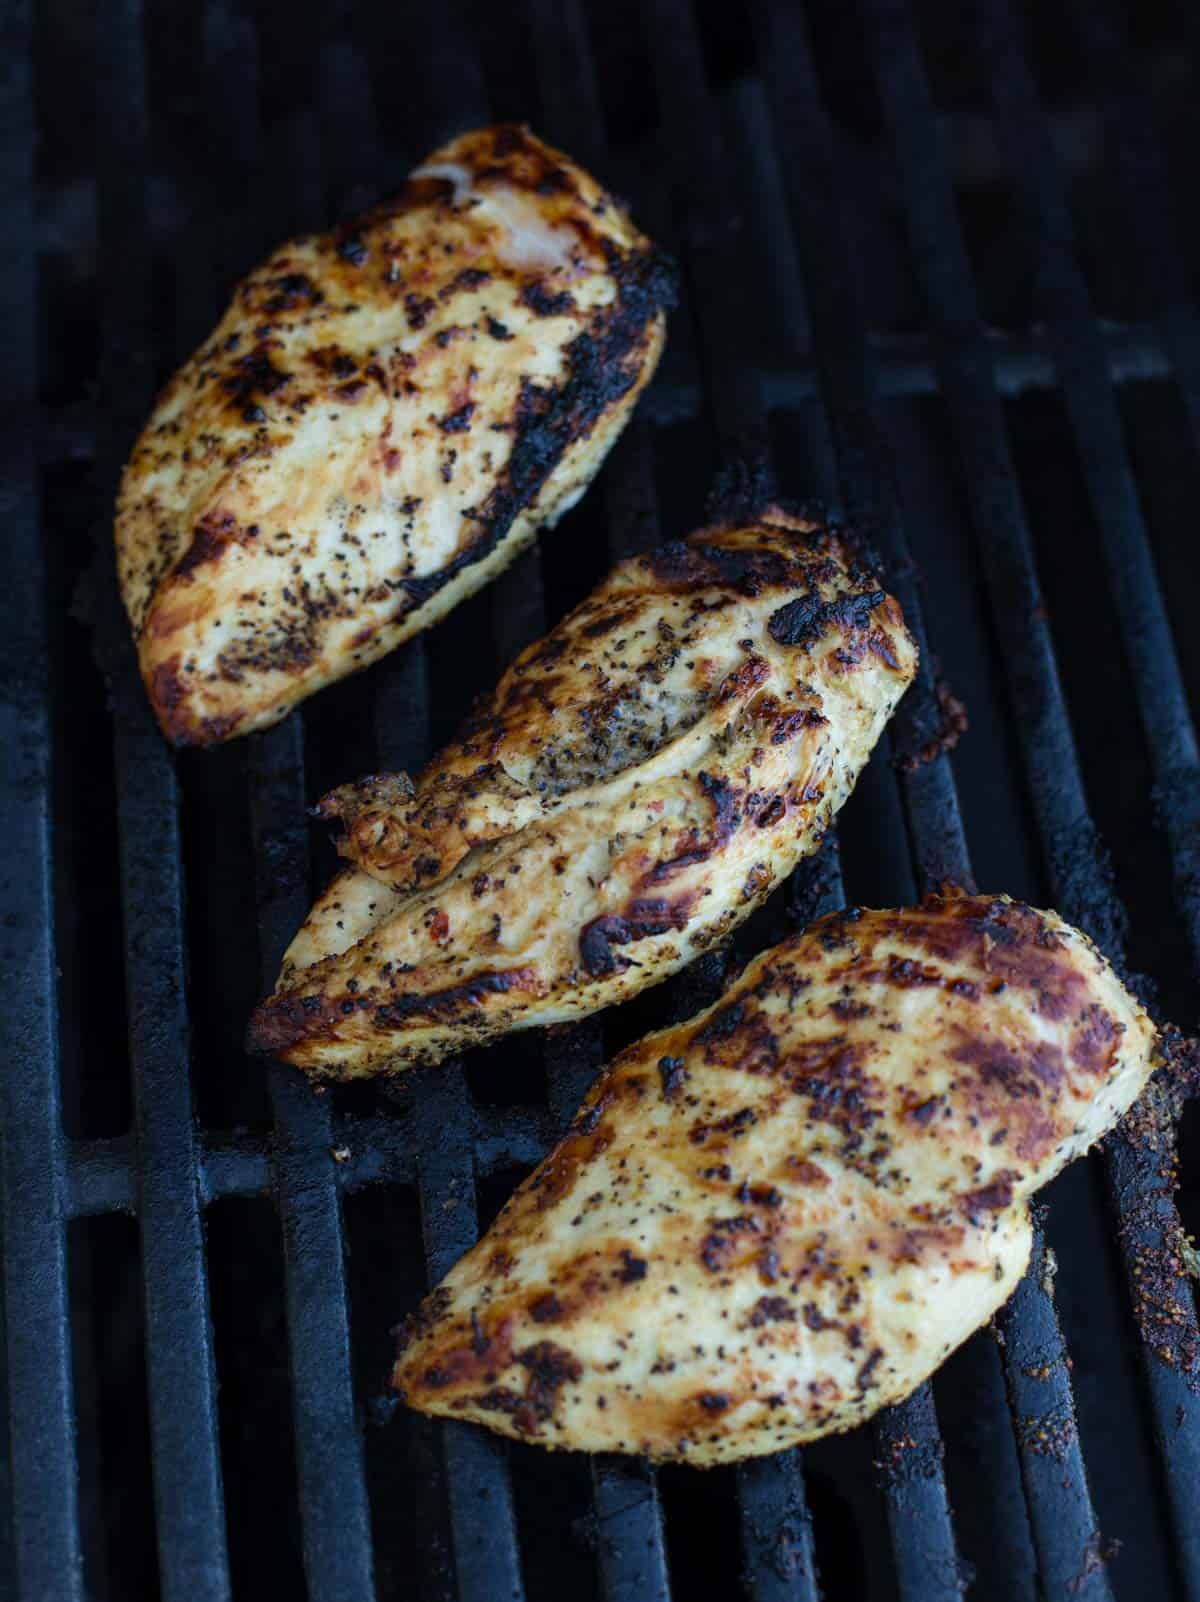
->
[7,0,1200,1599]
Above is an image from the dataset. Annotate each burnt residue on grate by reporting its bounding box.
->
[1108,1032,1200,1386]
[892,676,969,773]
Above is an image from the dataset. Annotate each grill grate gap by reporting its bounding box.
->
[179,743,271,1133]
[44,455,131,1140]
[206,1196,305,1601]
[66,1215,159,1602]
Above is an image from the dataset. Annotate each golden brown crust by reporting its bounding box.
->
[115,124,673,745]
[246,507,918,1077]
[390,892,1158,1463]
[317,507,902,895]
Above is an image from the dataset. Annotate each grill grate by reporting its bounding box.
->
[4,1,1200,1599]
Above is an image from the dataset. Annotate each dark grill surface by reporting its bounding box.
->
[4,1,1200,1598]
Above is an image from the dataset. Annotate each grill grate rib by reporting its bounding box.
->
[0,10,80,1594]
[411,1069,526,1601]
[115,713,230,1602]
[250,722,377,1601]
[995,1226,1113,1602]
[95,1,232,1597]
[5,1,1199,1598]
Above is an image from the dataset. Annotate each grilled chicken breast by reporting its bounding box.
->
[246,506,917,1078]
[115,125,672,745]
[391,892,1158,1464]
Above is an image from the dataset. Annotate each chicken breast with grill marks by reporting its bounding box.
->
[116,124,673,745]
[390,892,1159,1464]
[245,505,917,1078]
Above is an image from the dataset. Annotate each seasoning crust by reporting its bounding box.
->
[391,892,1158,1463]
[246,505,917,1077]
[116,124,672,744]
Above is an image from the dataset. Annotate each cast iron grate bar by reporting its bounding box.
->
[0,2,81,1595]
[249,720,377,1602]
[994,1224,1108,1601]
[411,1070,527,1602]
[96,3,233,1594]
[110,646,231,1602]
[1100,1134,1200,1595]
[67,1136,141,1217]
[60,1105,561,1221]
[733,1392,818,1600]
[864,0,1200,1591]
